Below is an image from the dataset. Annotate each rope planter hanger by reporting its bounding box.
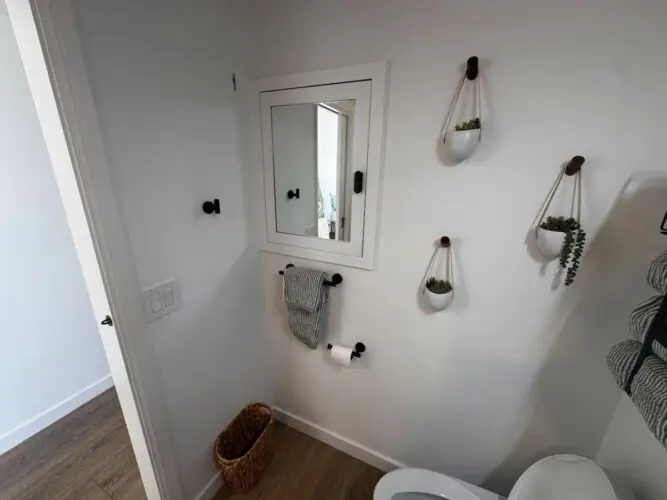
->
[532,156,587,286]
[442,57,483,164]
[421,236,455,311]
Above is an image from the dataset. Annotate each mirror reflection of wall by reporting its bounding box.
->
[272,100,354,241]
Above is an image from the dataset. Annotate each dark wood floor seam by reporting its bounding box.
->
[92,478,115,499]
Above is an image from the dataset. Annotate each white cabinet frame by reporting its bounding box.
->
[253,62,388,270]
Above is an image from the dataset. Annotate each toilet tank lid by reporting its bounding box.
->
[508,455,618,500]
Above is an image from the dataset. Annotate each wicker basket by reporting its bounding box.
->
[214,402,274,492]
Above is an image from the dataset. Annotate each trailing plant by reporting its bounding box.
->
[539,216,587,286]
[454,117,481,131]
[425,277,453,294]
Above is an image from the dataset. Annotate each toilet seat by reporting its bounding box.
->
[373,468,482,500]
[374,455,633,500]
[508,455,627,500]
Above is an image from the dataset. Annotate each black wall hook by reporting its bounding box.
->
[564,156,585,176]
[327,342,366,359]
[466,56,479,80]
[279,264,343,287]
[202,199,220,215]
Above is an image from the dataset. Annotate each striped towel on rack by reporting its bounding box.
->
[606,249,667,451]
[283,267,329,349]
[607,339,667,448]
[629,295,667,361]
[632,355,667,447]
[284,267,327,313]
[648,250,667,294]
[607,339,643,389]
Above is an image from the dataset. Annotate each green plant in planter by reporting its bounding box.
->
[454,117,481,131]
[539,216,587,286]
[425,277,453,294]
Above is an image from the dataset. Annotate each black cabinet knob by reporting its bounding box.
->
[353,171,364,194]
[101,315,113,327]
[287,189,300,200]
[202,199,220,215]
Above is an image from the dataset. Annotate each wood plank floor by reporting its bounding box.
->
[0,388,146,500]
[1,390,383,500]
[213,423,384,500]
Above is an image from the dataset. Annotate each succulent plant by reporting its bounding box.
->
[425,277,453,294]
[454,117,481,131]
[539,216,587,286]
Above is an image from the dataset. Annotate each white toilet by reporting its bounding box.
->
[373,454,636,500]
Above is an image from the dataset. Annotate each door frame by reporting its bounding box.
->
[4,1,180,498]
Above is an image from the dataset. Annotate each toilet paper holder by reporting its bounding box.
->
[327,342,366,359]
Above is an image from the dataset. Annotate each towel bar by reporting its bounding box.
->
[278,264,343,287]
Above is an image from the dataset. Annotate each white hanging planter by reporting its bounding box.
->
[529,156,588,286]
[425,287,454,311]
[421,236,455,312]
[440,57,484,165]
[535,226,565,261]
[445,128,481,163]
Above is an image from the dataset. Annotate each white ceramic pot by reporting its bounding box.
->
[445,128,481,163]
[535,227,565,261]
[425,288,454,311]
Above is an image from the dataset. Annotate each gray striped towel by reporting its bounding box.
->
[629,295,667,361]
[284,267,327,313]
[632,355,667,447]
[607,339,643,389]
[283,267,329,349]
[607,339,667,449]
[648,250,667,294]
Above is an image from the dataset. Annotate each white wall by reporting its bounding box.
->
[246,0,667,495]
[70,1,267,498]
[0,14,111,454]
[598,397,667,500]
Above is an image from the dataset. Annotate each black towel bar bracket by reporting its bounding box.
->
[278,264,343,287]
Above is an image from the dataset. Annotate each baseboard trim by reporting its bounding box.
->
[0,374,114,454]
[272,406,408,473]
[193,472,223,500]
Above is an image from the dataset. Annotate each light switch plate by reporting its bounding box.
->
[142,278,182,322]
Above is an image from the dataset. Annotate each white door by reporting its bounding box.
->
[4,1,180,498]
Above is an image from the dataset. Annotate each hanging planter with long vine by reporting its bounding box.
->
[532,156,587,286]
[442,57,483,163]
[421,236,455,311]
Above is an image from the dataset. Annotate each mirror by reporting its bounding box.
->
[258,64,386,270]
[271,100,355,241]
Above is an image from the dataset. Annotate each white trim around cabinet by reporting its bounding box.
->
[252,62,388,270]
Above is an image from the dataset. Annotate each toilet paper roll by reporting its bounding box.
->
[330,344,354,367]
